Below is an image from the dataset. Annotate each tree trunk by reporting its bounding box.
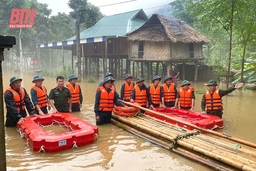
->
[76,12,81,78]
[226,1,234,88]
[240,45,246,82]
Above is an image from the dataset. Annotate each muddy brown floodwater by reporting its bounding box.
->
[3,71,256,171]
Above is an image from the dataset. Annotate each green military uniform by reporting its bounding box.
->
[201,80,236,118]
[48,87,71,112]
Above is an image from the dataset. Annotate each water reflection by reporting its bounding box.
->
[3,71,255,171]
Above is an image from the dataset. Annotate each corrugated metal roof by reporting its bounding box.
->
[68,9,148,40]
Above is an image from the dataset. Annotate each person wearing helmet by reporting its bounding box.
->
[162,75,178,107]
[174,80,195,110]
[97,72,116,92]
[4,76,36,127]
[130,77,152,113]
[201,79,244,118]
[148,75,164,109]
[120,74,134,101]
[30,75,49,115]
[66,74,83,112]
[94,76,124,125]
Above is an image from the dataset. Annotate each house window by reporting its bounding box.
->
[189,43,194,58]
[138,41,144,58]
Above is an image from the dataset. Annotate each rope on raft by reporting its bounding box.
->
[37,120,74,131]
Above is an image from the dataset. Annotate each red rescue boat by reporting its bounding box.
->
[17,113,99,152]
[145,107,223,130]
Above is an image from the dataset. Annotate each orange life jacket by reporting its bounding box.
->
[205,90,223,111]
[123,81,134,100]
[163,83,176,102]
[134,85,147,106]
[149,83,161,104]
[99,86,114,112]
[179,87,193,108]
[4,87,25,112]
[31,85,48,108]
[66,83,80,104]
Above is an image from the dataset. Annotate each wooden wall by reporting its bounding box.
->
[170,43,203,59]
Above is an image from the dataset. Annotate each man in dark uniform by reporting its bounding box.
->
[66,74,83,112]
[94,76,124,125]
[201,79,244,118]
[4,76,36,127]
[49,76,72,113]
[130,77,152,113]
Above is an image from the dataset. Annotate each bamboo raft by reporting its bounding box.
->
[111,102,256,171]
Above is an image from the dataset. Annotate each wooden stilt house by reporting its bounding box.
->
[36,9,148,79]
[127,14,210,81]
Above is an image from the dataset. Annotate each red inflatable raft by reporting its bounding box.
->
[145,107,223,130]
[17,113,98,152]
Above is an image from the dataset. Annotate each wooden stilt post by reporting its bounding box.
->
[150,62,153,78]
[120,58,123,78]
[81,44,84,79]
[136,61,139,78]
[96,57,99,79]
[147,62,150,81]
[156,62,159,75]
[88,55,91,77]
[132,61,135,76]
[104,40,108,74]
[182,62,186,80]
[127,59,130,74]
[141,62,144,77]
[194,59,199,82]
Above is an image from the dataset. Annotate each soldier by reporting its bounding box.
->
[162,75,178,107]
[174,80,195,110]
[120,74,134,102]
[148,75,164,108]
[4,76,36,127]
[94,76,124,125]
[30,75,49,115]
[66,74,83,112]
[201,80,244,118]
[130,77,152,112]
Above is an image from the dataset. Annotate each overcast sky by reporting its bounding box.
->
[37,0,173,16]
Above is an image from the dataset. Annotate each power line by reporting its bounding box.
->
[98,0,137,7]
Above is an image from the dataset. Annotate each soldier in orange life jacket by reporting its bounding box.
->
[4,76,36,127]
[201,79,244,118]
[148,75,164,109]
[174,80,195,110]
[97,72,116,92]
[66,74,83,112]
[162,75,178,107]
[94,76,124,125]
[30,75,49,115]
[130,77,152,113]
[120,74,135,102]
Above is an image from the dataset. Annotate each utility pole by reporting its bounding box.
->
[0,35,16,171]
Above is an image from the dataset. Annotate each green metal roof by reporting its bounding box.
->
[68,9,148,40]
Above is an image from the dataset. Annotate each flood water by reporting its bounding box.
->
[3,71,256,171]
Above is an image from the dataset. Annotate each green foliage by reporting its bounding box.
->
[87,76,95,83]
[55,65,73,79]
[170,0,256,88]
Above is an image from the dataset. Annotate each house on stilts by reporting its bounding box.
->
[36,9,148,79]
[127,14,210,81]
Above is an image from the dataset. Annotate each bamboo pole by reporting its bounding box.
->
[195,134,256,159]
[120,101,256,148]
[111,118,233,171]
[178,140,256,171]
[182,138,256,166]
